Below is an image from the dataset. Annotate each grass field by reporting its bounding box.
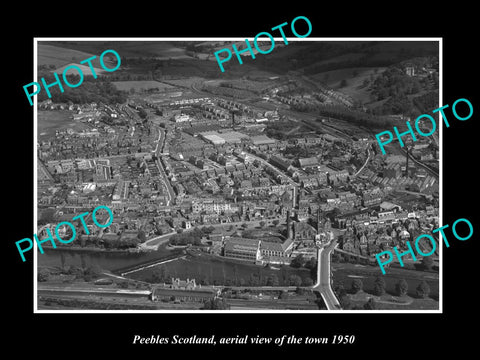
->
[53,63,106,76]
[112,80,175,91]
[332,262,439,310]
[41,41,191,59]
[37,110,90,140]
[310,67,386,104]
[127,253,313,286]
[38,44,97,68]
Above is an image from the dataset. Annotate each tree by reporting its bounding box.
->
[305,257,317,270]
[416,280,431,299]
[67,265,83,278]
[351,279,363,294]
[395,279,409,297]
[288,274,302,287]
[290,254,306,268]
[137,230,147,242]
[335,283,347,298]
[302,277,314,286]
[201,275,210,286]
[38,268,50,282]
[373,276,386,296]
[249,273,260,286]
[339,294,351,310]
[202,298,230,310]
[340,79,348,87]
[259,221,266,228]
[421,256,434,271]
[266,274,279,286]
[273,219,280,226]
[334,284,350,309]
[363,298,377,310]
[84,264,103,282]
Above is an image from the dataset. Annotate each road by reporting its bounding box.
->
[243,151,299,187]
[139,231,178,250]
[313,240,341,310]
[153,128,176,205]
[354,146,372,177]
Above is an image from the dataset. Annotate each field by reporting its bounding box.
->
[126,253,313,286]
[161,77,205,88]
[112,80,175,92]
[37,110,90,140]
[53,63,106,76]
[38,44,98,68]
[310,67,386,104]
[302,52,366,72]
[332,262,439,310]
[41,41,191,59]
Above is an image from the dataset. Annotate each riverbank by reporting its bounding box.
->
[37,245,155,254]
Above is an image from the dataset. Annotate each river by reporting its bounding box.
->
[38,247,177,272]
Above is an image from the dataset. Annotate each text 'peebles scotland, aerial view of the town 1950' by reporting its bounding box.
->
[36,39,440,311]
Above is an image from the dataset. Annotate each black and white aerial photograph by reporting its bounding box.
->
[34,39,441,312]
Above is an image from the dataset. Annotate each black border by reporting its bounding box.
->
[6,4,479,355]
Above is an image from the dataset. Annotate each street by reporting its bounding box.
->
[313,240,341,310]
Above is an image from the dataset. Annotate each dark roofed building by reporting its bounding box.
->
[260,238,294,258]
[251,135,276,146]
[269,155,292,171]
[150,280,219,303]
[298,157,319,168]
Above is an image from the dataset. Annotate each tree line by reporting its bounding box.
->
[335,276,433,310]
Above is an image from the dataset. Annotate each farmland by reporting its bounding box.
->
[41,41,191,59]
[53,63,106,76]
[38,44,97,68]
[112,80,175,92]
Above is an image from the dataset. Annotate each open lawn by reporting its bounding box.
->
[112,80,175,92]
[41,41,191,59]
[127,253,313,286]
[37,110,91,140]
[53,63,106,76]
[38,44,97,68]
[332,262,439,310]
[311,67,386,104]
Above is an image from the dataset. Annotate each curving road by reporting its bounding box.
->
[313,240,341,310]
[354,146,372,177]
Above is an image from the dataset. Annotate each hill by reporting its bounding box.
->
[40,41,190,59]
[38,44,97,68]
[53,63,106,76]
